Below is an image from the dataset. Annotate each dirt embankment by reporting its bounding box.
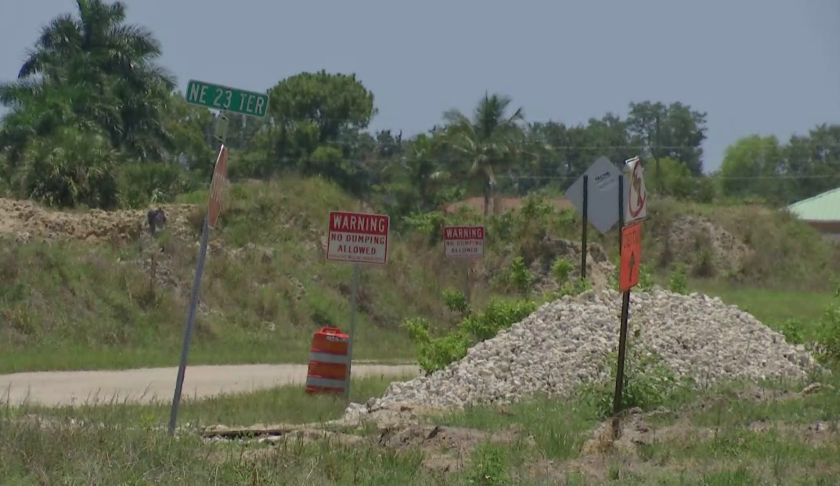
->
[0,198,199,244]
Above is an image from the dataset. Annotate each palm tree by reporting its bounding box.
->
[17,0,174,88]
[442,92,527,217]
[0,0,175,160]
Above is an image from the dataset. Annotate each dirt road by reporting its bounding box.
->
[0,364,419,407]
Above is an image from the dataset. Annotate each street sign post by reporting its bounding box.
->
[185,80,269,118]
[612,156,648,439]
[581,175,589,279]
[168,144,229,435]
[169,77,247,434]
[444,225,485,302]
[327,211,390,398]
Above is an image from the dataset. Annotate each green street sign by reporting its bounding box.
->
[185,80,268,118]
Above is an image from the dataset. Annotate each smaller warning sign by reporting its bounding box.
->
[327,211,390,265]
[444,226,485,259]
[619,221,642,292]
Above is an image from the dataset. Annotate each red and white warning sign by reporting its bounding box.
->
[623,156,647,225]
[207,145,229,229]
[327,211,390,264]
[444,226,485,259]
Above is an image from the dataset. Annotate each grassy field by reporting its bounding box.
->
[2,368,839,484]
[0,178,477,373]
[691,281,834,338]
[1,176,839,374]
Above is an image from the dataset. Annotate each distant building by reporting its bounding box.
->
[787,188,840,241]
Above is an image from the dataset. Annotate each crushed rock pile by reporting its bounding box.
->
[348,288,821,416]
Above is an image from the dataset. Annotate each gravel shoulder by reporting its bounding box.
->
[0,364,420,406]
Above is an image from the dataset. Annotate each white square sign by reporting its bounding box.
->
[327,211,389,265]
[444,226,485,259]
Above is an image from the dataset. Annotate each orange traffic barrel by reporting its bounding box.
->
[305,327,349,394]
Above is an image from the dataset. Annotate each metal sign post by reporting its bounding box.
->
[581,174,589,280]
[612,156,648,439]
[345,263,360,399]
[327,211,390,399]
[168,213,211,435]
[464,261,470,303]
[168,115,229,436]
[612,175,628,438]
[168,81,266,434]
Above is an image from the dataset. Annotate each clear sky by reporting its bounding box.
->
[1,0,839,172]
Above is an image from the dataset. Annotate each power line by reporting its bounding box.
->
[232,151,840,179]
[256,139,840,151]
[499,173,840,181]
[229,156,840,182]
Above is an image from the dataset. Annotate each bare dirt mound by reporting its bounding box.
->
[0,198,198,243]
[528,237,614,291]
[660,214,752,273]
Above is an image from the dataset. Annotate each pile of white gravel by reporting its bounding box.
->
[349,288,822,416]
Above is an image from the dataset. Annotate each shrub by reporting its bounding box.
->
[402,211,445,244]
[816,297,840,363]
[465,442,509,485]
[442,288,470,315]
[18,128,119,209]
[558,278,592,298]
[507,257,533,295]
[668,264,689,294]
[116,161,196,209]
[587,328,678,418]
[460,299,537,342]
[779,318,805,345]
[638,263,655,291]
[404,298,537,374]
[552,259,574,286]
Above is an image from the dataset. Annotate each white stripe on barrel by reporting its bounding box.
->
[309,352,349,364]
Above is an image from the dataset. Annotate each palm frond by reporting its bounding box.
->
[109,24,163,57]
[0,79,45,107]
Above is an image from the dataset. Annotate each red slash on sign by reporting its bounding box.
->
[629,160,646,218]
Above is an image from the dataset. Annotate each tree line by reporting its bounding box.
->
[1,0,837,215]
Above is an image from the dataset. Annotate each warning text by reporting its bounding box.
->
[327,211,390,264]
[444,225,485,259]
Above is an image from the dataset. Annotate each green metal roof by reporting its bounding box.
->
[787,187,840,221]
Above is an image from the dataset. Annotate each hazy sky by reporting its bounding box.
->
[1,0,839,172]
